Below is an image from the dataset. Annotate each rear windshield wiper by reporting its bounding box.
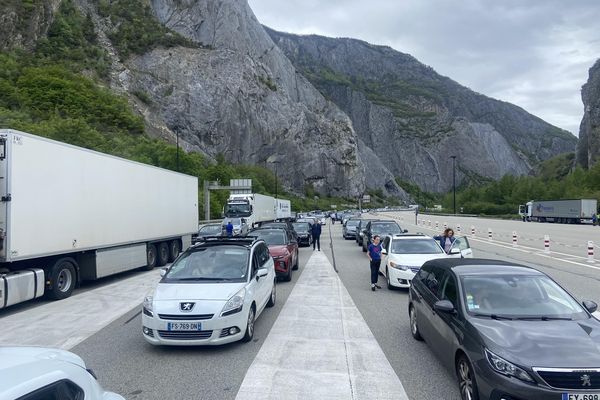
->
[473,313,514,320]
[514,316,573,321]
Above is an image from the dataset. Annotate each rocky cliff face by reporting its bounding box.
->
[113,0,368,198]
[576,59,600,169]
[0,0,61,51]
[266,29,577,192]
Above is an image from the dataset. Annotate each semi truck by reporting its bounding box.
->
[518,199,597,223]
[0,129,198,309]
[224,193,277,227]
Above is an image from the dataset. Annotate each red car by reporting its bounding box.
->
[250,228,299,281]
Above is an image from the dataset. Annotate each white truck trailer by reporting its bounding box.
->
[0,129,198,308]
[518,199,597,223]
[224,193,276,227]
[275,199,291,220]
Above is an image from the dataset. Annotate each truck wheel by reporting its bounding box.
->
[168,240,181,262]
[157,242,169,266]
[144,244,157,271]
[46,259,77,300]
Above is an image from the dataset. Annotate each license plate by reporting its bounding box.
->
[563,394,600,400]
[167,322,202,331]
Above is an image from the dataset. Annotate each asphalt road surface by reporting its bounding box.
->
[4,216,600,400]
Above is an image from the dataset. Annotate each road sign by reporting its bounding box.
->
[362,194,371,203]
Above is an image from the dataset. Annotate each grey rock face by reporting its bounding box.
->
[119,0,366,197]
[0,0,61,51]
[576,59,600,169]
[267,28,577,192]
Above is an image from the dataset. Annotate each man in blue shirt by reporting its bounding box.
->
[367,235,382,291]
[226,220,234,237]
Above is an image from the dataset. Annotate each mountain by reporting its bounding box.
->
[576,59,600,169]
[265,28,578,192]
[0,0,578,199]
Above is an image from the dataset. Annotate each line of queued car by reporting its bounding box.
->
[342,214,600,400]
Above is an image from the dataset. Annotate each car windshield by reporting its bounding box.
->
[224,203,251,216]
[462,274,587,319]
[346,220,360,228]
[198,225,222,235]
[292,223,310,232]
[372,223,401,234]
[391,239,444,254]
[252,230,286,245]
[223,218,241,226]
[164,246,249,282]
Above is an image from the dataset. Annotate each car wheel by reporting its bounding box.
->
[386,267,394,290]
[293,252,299,270]
[284,265,292,282]
[242,306,255,342]
[168,240,181,262]
[409,305,423,341]
[456,355,479,400]
[267,281,276,307]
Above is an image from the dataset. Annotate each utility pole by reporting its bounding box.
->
[176,131,180,172]
[450,155,457,215]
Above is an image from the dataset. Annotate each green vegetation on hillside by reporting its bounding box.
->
[433,153,600,216]
[95,0,199,59]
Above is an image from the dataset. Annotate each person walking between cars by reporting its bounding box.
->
[226,220,234,237]
[434,228,455,254]
[368,235,382,291]
[311,221,322,251]
[594,213,598,226]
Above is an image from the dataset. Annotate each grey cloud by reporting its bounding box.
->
[248,0,600,136]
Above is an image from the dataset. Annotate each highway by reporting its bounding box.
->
[1,215,600,400]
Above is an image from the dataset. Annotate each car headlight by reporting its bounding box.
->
[389,261,410,271]
[485,349,534,383]
[143,296,153,317]
[221,288,246,316]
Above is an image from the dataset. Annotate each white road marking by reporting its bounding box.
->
[235,251,409,400]
[0,269,161,349]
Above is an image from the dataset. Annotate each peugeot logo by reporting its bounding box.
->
[180,302,195,312]
[581,374,592,387]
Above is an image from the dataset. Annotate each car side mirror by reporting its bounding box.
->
[403,229,408,233]
[434,300,456,314]
[449,248,461,255]
[257,269,268,279]
[381,249,388,255]
[583,300,598,314]
[160,268,168,277]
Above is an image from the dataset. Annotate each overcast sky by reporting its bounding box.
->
[248,0,600,136]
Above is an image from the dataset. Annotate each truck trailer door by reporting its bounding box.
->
[0,134,8,261]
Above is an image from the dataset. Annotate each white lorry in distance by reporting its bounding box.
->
[276,199,291,220]
[224,194,276,228]
[518,199,597,224]
[0,129,198,309]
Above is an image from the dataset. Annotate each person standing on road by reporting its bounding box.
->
[368,235,382,291]
[311,221,322,251]
[434,228,455,254]
[226,220,234,237]
[593,213,598,226]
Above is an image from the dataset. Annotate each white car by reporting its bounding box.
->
[379,234,473,289]
[142,237,276,346]
[0,346,124,400]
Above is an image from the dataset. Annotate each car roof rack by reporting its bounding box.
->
[192,236,260,245]
[393,233,428,237]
